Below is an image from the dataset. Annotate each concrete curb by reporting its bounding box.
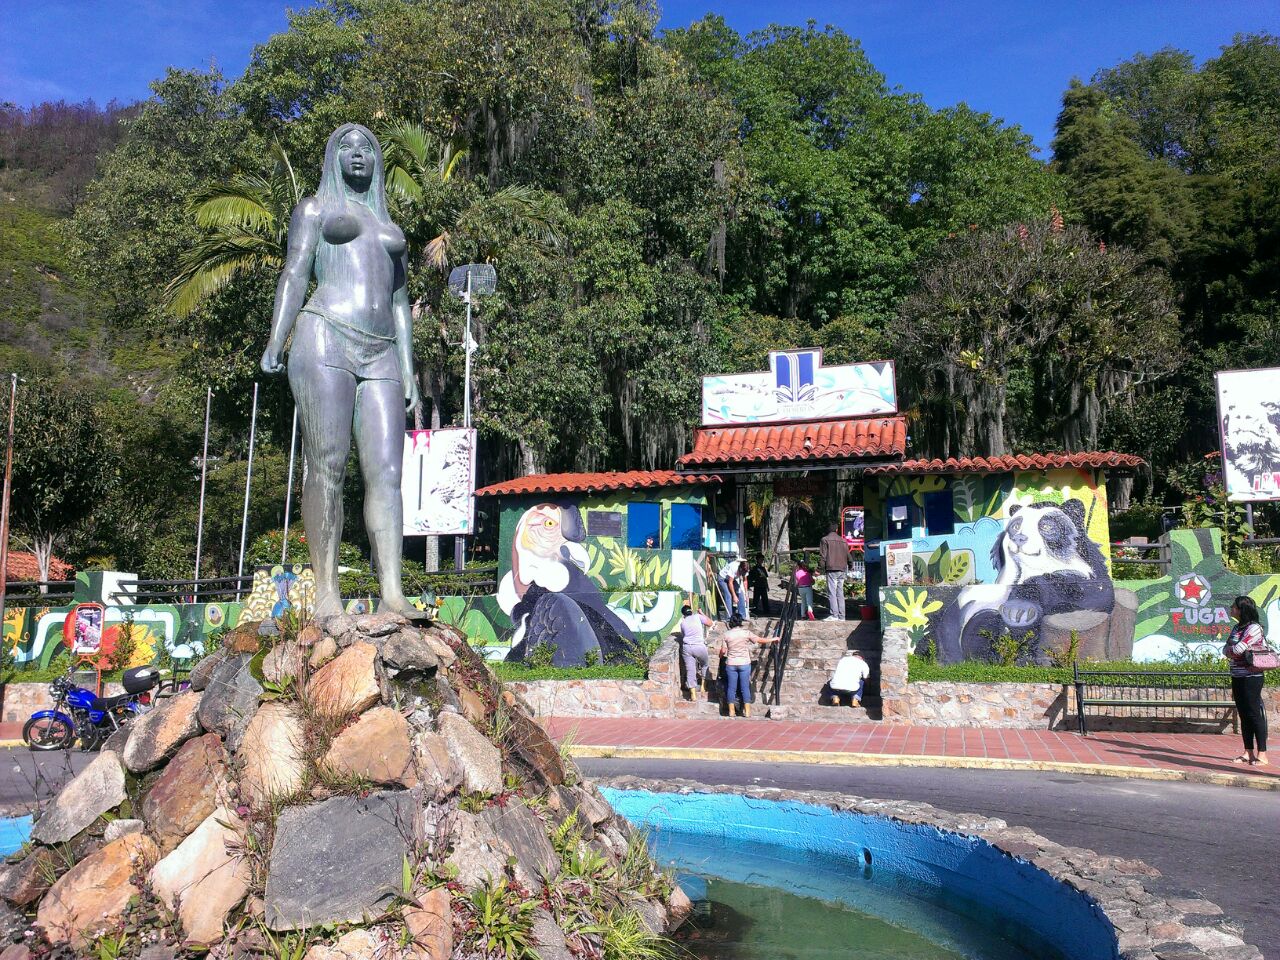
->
[566,743,1280,791]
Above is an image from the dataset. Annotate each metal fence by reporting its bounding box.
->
[3,580,77,606]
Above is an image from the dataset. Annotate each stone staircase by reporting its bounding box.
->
[673,618,884,723]
[758,618,883,723]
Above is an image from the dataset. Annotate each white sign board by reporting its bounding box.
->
[885,541,914,586]
[401,428,477,535]
[1216,367,1280,503]
[701,349,897,426]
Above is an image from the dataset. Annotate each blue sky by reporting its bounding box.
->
[2,1,1278,154]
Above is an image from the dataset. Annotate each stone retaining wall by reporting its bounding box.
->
[879,628,1280,732]
[505,639,685,718]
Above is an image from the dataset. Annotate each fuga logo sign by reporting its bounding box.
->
[1170,572,1231,634]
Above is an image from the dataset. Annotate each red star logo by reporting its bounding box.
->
[1180,578,1205,602]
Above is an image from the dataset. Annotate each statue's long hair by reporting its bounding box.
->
[314,123,390,286]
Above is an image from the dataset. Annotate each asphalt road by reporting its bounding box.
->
[0,748,90,815]
[580,758,1280,959]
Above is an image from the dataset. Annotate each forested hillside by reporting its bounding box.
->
[1,1,1277,579]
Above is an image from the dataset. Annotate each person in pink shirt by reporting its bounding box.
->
[793,560,816,620]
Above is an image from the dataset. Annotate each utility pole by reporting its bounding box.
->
[0,375,18,635]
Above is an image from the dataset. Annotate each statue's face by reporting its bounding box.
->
[338,129,374,187]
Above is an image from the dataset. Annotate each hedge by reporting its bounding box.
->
[906,654,1280,686]
[492,663,647,682]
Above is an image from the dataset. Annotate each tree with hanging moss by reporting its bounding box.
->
[899,218,1181,459]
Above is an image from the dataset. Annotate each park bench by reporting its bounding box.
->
[1072,663,1237,735]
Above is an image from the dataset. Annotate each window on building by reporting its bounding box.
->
[886,496,914,537]
[627,502,662,549]
[669,503,703,550]
[923,490,955,536]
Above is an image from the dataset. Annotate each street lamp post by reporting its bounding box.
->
[446,264,496,571]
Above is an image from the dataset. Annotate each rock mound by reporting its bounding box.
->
[0,615,687,958]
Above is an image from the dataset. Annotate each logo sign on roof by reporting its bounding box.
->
[1216,367,1280,503]
[701,349,897,426]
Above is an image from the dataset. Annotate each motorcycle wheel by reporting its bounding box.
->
[23,716,75,751]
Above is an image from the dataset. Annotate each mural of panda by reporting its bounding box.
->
[940,498,1113,662]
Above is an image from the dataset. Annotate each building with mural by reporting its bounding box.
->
[864,453,1145,663]
[464,471,723,665]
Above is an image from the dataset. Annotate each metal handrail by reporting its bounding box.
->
[764,579,801,707]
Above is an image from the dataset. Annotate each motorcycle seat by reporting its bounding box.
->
[91,693,135,712]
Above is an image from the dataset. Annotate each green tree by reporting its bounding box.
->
[1051,80,1198,265]
[1,380,112,581]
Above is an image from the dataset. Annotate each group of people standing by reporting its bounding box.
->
[677,603,775,717]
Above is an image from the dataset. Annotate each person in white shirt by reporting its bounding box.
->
[827,650,870,707]
[717,557,749,622]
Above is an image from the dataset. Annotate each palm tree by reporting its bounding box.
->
[378,120,564,272]
[164,140,304,317]
[747,485,814,561]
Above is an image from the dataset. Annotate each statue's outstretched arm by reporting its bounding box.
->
[393,250,421,413]
[261,198,322,374]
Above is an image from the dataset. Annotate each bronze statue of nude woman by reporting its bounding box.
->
[261,123,420,618]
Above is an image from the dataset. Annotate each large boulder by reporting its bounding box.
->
[404,886,452,960]
[507,710,565,788]
[264,791,417,930]
[239,701,306,807]
[262,640,305,686]
[35,833,158,948]
[413,731,462,801]
[0,848,57,906]
[123,691,203,773]
[445,811,510,891]
[188,650,226,692]
[197,653,262,751]
[480,803,558,886]
[151,808,251,945]
[31,750,127,845]
[378,628,439,674]
[438,712,502,796]
[142,733,227,854]
[321,706,416,787]
[306,641,381,720]
[303,929,385,960]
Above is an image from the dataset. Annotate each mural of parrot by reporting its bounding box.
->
[497,502,636,666]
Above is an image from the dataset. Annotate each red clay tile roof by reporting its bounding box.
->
[4,551,72,582]
[866,452,1146,476]
[476,470,720,498]
[677,417,907,468]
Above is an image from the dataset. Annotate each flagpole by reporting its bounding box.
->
[236,382,260,599]
[281,406,298,565]
[192,387,212,602]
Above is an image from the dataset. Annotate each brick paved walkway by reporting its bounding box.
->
[542,717,1279,785]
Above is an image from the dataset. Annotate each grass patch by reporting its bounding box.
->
[907,654,1280,686]
[491,662,645,682]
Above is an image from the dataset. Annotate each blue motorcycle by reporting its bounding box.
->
[23,667,161,752]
